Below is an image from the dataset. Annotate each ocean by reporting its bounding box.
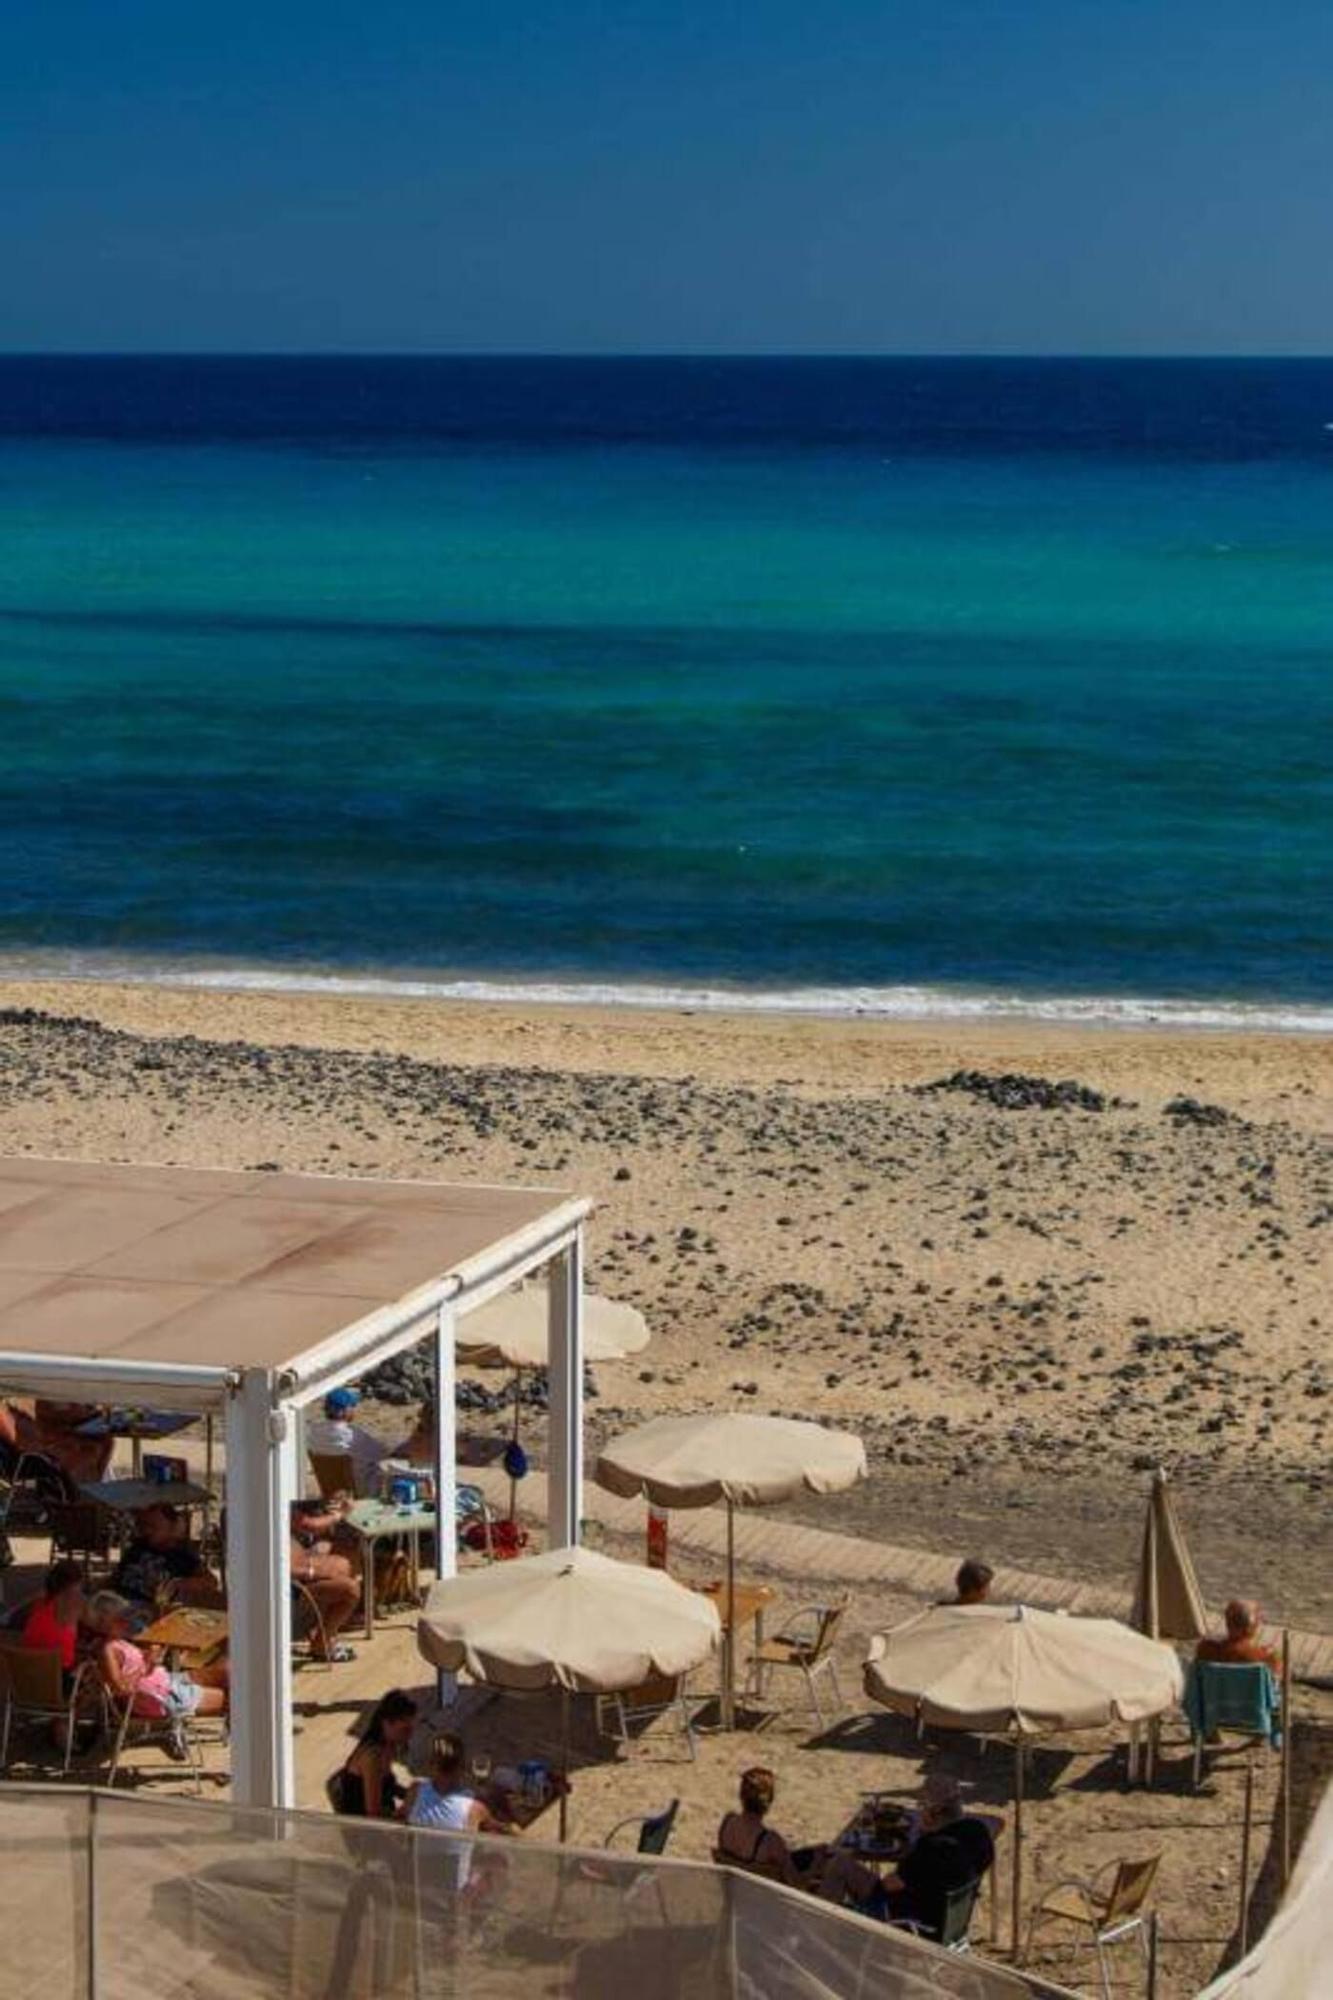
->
[1,355,1331,1028]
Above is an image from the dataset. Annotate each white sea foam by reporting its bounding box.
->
[2,950,1331,1034]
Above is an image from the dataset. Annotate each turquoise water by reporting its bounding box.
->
[2,358,1331,1023]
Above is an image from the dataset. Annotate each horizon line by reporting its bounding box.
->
[3,348,1333,364]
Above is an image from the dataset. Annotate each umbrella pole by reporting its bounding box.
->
[723,1498,736,1731]
[1239,1759,1254,1954]
[1012,1737,1024,1961]
[509,1368,522,1522]
[559,1684,570,1843]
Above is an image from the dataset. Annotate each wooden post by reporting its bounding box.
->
[559,1685,570,1843]
[1012,1736,1025,1960]
[1280,1628,1293,1889]
[1238,1760,1255,1956]
[509,1367,522,1522]
[1147,1910,1160,1999]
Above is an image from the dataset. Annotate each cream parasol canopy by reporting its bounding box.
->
[457,1282,650,1516]
[417,1545,719,1838]
[457,1283,650,1371]
[864,1602,1183,1953]
[596,1412,866,1727]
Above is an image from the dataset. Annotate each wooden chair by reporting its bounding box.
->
[746,1601,847,1725]
[0,1640,97,1776]
[595,1672,698,1761]
[1025,1854,1161,1999]
[309,1452,357,1502]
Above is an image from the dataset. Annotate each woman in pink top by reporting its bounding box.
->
[91,1592,228,1728]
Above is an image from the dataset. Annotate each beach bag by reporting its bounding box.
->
[463,1518,528,1561]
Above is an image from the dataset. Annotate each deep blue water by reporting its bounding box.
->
[1,355,1331,1024]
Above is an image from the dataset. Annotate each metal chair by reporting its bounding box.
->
[746,1601,847,1725]
[47,1500,116,1580]
[1025,1854,1161,1999]
[596,1672,698,1761]
[0,1640,97,1775]
[291,1577,334,1671]
[103,1682,207,1793]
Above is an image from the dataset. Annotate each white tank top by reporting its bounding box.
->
[409,1781,475,1833]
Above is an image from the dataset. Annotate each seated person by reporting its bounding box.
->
[952,1559,994,1606]
[335,1688,417,1819]
[395,1397,435,1468]
[22,1560,87,1687]
[92,1590,227,1737]
[820,1776,994,1939]
[7,1398,113,1487]
[714,1767,814,1888]
[291,1497,361,1663]
[1196,1599,1280,1673]
[405,1730,516,1837]
[307,1387,386,1495]
[112,1504,213,1610]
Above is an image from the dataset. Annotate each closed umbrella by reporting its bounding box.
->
[457,1284,650,1518]
[1131,1467,1207,1644]
[596,1412,866,1728]
[864,1602,1183,1955]
[417,1544,719,1839]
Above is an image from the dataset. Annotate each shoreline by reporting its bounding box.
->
[2,956,1332,1038]
[1,972,1330,1123]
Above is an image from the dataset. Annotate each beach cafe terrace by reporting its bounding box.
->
[0,1155,591,1807]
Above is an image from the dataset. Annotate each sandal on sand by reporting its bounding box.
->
[316,1642,356,1665]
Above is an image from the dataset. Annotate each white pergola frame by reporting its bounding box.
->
[0,1184,590,1809]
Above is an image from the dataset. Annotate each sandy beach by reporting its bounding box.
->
[1,977,1329,1626]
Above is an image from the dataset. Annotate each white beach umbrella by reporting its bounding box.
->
[457,1282,650,1516]
[864,1602,1184,1952]
[596,1412,867,1727]
[417,1545,720,1838]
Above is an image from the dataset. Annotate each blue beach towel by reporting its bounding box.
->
[1184,1660,1281,1745]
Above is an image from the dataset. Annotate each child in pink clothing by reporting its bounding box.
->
[91,1593,228,1722]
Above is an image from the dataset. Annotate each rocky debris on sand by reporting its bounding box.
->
[1163,1096,1234,1128]
[914,1071,1113,1113]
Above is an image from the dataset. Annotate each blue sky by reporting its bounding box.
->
[3,0,1331,353]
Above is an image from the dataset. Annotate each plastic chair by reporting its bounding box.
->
[747,1602,847,1725]
[1025,1854,1161,1999]
[0,1641,97,1776]
[604,1798,680,1856]
[456,1483,496,1561]
[595,1672,698,1761]
[892,1874,983,1954]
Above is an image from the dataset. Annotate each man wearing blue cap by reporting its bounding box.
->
[307,1387,386,1496]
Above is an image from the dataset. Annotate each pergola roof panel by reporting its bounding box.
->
[0,1158,584,1385]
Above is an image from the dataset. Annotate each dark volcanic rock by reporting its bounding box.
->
[915,1071,1111,1113]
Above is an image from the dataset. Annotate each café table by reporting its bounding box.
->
[693,1578,776,1707]
[343,1495,435,1641]
[138,1605,229,1671]
[79,1476,210,1515]
[834,1797,1005,1943]
[76,1408,195,1480]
